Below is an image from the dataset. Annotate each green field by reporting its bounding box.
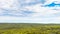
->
[0,23,60,34]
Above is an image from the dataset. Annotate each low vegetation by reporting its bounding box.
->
[0,23,60,34]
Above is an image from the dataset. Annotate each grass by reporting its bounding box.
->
[0,23,60,34]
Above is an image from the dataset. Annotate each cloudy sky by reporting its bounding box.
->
[0,0,60,23]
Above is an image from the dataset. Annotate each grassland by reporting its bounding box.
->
[0,23,60,34]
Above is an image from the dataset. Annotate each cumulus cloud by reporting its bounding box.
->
[0,0,60,23]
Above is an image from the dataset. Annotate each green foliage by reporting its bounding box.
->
[0,23,60,34]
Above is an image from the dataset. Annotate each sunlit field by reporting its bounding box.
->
[0,23,60,34]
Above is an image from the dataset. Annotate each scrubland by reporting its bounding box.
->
[0,23,60,34]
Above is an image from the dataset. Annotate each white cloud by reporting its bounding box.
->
[0,0,60,23]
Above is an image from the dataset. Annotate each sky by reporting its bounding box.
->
[0,0,60,23]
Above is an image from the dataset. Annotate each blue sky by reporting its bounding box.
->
[0,0,60,23]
